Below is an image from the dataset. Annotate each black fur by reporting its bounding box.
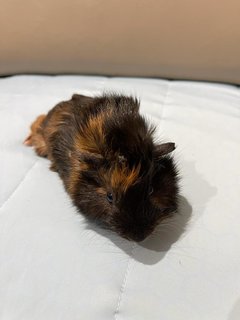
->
[26,93,179,242]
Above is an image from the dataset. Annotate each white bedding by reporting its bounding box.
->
[0,75,239,320]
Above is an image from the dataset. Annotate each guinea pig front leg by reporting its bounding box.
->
[24,114,48,157]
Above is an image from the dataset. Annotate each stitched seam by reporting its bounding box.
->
[159,81,171,126]
[113,82,172,319]
[0,160,39,212]
[114,243,137,320]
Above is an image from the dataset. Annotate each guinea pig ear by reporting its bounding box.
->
[155,142,175,158]
[71,94,93,105]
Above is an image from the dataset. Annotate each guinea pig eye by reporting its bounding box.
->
[149,186,153,195]
[107,192,113,203]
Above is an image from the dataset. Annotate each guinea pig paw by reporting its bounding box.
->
[23,134,33,146]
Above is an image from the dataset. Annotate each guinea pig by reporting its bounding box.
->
[24,93,179,242]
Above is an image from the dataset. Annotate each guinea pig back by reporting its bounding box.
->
[25,94,179,242]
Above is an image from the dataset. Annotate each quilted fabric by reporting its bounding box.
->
[0,75,240,320]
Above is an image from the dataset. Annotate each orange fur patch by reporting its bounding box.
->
[74,112,107,155]
[67,155,89,195]
[111,163,141,193]
[44,109,71,137]
[96,187,106,195]
[24,114,48,157]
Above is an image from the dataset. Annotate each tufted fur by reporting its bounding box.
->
[25,94,179,241]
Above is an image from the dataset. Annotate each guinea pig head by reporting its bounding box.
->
[71,141,178,242]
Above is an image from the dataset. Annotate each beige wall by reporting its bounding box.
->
[0,0,240,84]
